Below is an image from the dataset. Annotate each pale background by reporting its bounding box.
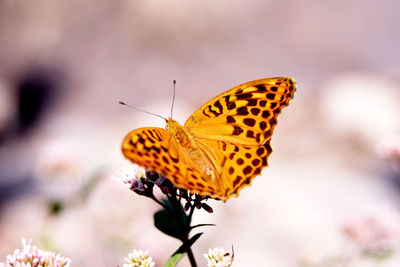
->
[0,0,400,266]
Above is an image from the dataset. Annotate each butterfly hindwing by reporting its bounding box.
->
[122,127,227,198]
[122,127,185,184]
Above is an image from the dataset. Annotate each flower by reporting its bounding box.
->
[123,249,155,267]
[204,247,232,267]
[112,165,147,185]
[1,239,71,267]
[342,217,399,258]
[377,136,400,175]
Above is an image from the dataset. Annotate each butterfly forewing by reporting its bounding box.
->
[183,77,296,199]
[184,77,296,146]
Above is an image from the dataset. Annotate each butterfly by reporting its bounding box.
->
[122,77,296,201]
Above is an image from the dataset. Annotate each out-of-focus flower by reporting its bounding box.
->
[204,247,233,267]
[342,217,399,258]
[112,165,146,185]
[1,239,71,267]
[377,136,400,175]
[123,249,155,267]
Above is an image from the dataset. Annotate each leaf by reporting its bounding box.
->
[163,252,186,267]
[190,223,216,230]
[163,233,203,267]
[154,209,185,239]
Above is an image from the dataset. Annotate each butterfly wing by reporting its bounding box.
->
[184,77,296,199]
[121,127,228,197]
[185,77,296,145]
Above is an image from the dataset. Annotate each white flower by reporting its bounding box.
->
[1,239,71,267]
[112,165,146,186]
[204,247,232,267]
[123,249,155,267]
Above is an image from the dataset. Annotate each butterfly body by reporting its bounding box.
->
[166,118,193,148]
[166,118,216,180]
[122,77,296,201]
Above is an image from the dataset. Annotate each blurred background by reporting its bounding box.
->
[1,0,400,266]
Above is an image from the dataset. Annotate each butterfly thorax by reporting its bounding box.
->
[166,118,215,179]
[165,118,192,148]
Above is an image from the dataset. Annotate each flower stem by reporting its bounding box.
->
[149,193,170,210]
[187,203,195,228]
[187,247,197,267]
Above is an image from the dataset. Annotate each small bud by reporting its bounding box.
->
[132,182,147,195]
[162,186,171,194]
[202,203,213,213]
[161,177,174,188]
[155,177,164,187]
[130,179,139,190]
[196,203,202,209]
[184,202,191,211]
[179,189,188,198]
[146,171,159,181]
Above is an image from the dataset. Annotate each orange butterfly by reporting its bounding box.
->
[122,77,296,201]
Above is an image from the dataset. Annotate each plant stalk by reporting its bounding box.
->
[187,247,197,267]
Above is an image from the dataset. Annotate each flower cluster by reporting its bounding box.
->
[0,239,70,267]
[116,166,213,214]
[123,249,155,267]
[204,247,233,267]
[115,165,218,267]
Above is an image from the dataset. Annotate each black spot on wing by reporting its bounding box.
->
[262,110,271,119]
[227,101,236,110]
[237,107,249,115]
[250,108,260,115]
[232,126,244,135]
[255,84,267,92]
[243,118,256,127]
[243,165,253,175]
[233,176,242,187]
[236,158,244,165]
[213,100,223,114]
[202,106,211,118]
[247,99,257,106]
[266,93,275,100]
[227,116,236,123]
[246,130,254,138]
[236,93,253,100]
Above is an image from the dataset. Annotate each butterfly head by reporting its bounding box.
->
[165,118,182,133]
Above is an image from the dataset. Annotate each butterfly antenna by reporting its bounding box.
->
[170,80,176,119]
[118,101,167,121]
